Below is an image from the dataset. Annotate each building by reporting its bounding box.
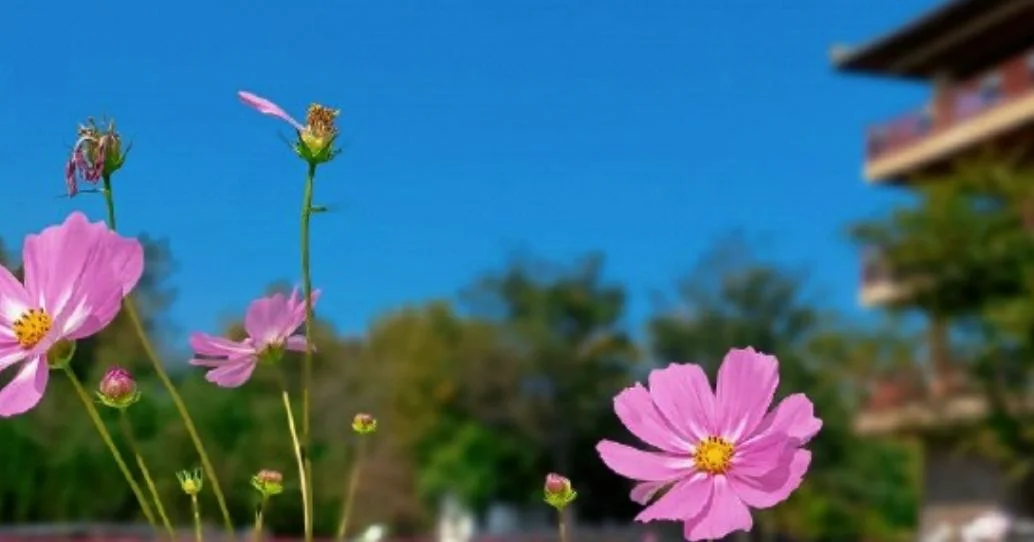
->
[834,0,1034,539]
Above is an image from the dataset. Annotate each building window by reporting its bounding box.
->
[979,73,1002,105]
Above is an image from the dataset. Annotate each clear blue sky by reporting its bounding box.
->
[0,0,940,345]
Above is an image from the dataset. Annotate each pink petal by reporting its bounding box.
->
[104,232,145,295]
[635,472,710,522]
[190,333,255,358]
[285,335,312,352]
[596,440,694,482]
[754,393,822,445]
[244,293,287,346]
[716,348,779,442]
[0,357,48,417]
[728,449,811,509]
[22,212,135,341]
[0,343,26,372]
[683,476,753,541]
[732,428,794,479]
[614,383,692,454]
[287,287,320,331]
[238,91,304,132]
[647,363,716,441]
[203,358,258,388]
[0,265,29,327]
[630,481,667,505]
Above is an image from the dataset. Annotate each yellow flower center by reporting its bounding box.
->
[693,436,735,475]
[12,308,52,350]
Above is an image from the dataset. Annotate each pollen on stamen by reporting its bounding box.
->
[12,308,53,349]
[305,103,340,139]
[692,436,735,475]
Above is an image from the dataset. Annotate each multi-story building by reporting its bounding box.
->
[835,0,1034,539]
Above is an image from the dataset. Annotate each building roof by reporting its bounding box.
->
[833,0,1034,81]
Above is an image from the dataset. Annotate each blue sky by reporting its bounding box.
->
[0,0,940,344]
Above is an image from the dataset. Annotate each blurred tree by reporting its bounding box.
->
[464,252,638,520]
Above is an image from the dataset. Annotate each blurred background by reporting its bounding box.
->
[5,0,1034,540]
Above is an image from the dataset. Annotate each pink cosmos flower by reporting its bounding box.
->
[596,347,822,541]
[189,289,321,388]
[0,212,143,416]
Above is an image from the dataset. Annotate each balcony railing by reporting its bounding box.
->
[865,47,1034,162]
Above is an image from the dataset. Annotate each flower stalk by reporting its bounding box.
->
[279,379,311,542]
[119,409,176,539]
[100,173,236,538]
[61,364,157,528]
[335,414,376,541]
[299,160,317,542]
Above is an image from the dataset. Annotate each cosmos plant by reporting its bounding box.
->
[0,93,822,542]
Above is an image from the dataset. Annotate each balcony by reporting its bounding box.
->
[859,248,913,306]
[865,47,1034,182]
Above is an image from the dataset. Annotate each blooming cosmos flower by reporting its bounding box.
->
[64,117,128,197]
[237,90,340,165]
[0,212,143,416]
[189,289,321,388]
[596,347,822,541]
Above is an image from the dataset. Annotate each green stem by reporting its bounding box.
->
[61,365,157,528]
[299,161,317,542]
[558,508,568,542]
[101,174,236,539]
[192,494,203,542]
[280,383,311,542]
[334,437,367,541]
[253,497,268,542]
[119,409,176,540]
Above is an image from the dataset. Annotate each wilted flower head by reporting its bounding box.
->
[251,469,284,497]
[189,288,321,388]
[237,90,341,165]
[177,468,204,496]
[352,413,377,435]
[596,347,822,541]
[65,117,129,197]
[543,473,577,510]
[0,212,143,417]
[96,366,141,409]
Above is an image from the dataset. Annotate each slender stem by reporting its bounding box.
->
[280,385,311,542]
[557,508,568,542]
[253,497,268,542]
[334,437,367,541]
[102,176,118,231]
[119,409,176,539]
[101,174,236,539]
[191,494,203,542]
[61,364,157,528]
[299,161,317,542]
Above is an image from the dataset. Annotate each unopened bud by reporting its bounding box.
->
[96,366,141,410]
[251,469,284,497]
[352,413,377,435]
[544,473,577,510]
[177,468,204,496]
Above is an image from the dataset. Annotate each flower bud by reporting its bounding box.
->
[251,469,284,497]
[352,413,377,435]
[177,468,204,496]
[96,366,141,410]
[543,473,577,510]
